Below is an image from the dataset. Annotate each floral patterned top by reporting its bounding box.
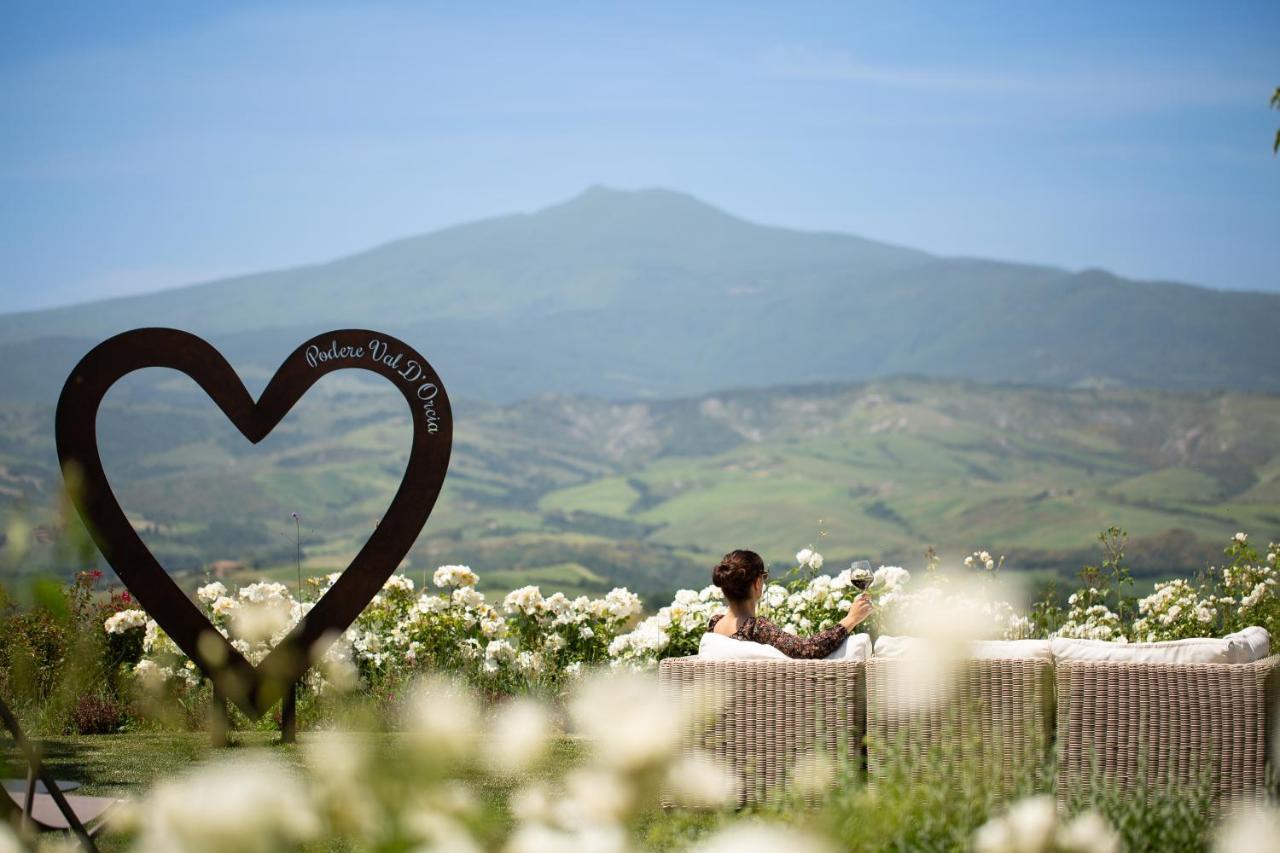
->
[707,613,848,659]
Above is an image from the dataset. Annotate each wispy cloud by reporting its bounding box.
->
[760,43,1265,114]
[761,44,1035,95]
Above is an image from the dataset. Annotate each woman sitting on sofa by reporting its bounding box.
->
[707,549,873,659]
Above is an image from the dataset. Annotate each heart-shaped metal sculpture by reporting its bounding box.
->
[55,328,451,719]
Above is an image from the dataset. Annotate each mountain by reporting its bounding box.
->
[2,186,1278,404]
[3,377,1279,602]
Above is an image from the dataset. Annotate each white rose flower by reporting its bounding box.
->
[433,564,478,589]
[415,594,448,615]
[104,609,149,634]
[796,548,814,566]
[451,586,485,611]
[382,574,415,593]
[196,582,227,604]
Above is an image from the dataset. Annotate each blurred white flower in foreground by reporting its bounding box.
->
[569,670,684,771]
[690,822,836,853]
[402,674,479,761]
[973,796,1118,853]
[133,753,320,853]
[1056,810,1122,853]
[664,752,737,808]
[506,822,627,853]
[0,822,23,853]
[302,732,380,841]
[875,574,1031,712]
[483,698,555,777]
[1214,806,1280,853]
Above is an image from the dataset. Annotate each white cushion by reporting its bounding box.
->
[825,632,872,661]
[874,635,1052,661]
[1050,636,1239,665]
[696,630,870,662]
[698,632,788,660]
[1225,626,1271,663]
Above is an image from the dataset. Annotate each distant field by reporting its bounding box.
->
[2,376,1278,604]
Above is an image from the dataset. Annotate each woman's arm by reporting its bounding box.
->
[741,616,849,659]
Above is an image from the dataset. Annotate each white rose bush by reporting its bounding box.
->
[104,531,1280,705]
[105,566,648,710]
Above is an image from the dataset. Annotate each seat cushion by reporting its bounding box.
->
[1225,626,1271,663]
[874,635,1052,660]
[697,630,870,661]
[698,632,789,660]
[825,632,872,661]
[1050,635,1240,665]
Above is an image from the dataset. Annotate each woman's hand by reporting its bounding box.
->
[840,593,873,631]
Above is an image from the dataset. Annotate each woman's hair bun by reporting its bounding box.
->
[712,549,766,601]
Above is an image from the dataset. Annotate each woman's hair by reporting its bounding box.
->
[712,549,766,601]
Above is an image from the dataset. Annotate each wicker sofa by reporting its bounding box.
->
[866,656,1055,801]
[660,650,1280,813]
[658,657,866,806]
[1056,655,1280,813]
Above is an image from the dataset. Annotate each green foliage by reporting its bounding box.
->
[1036,528,1280,644]
[1272,86,1279,153]
[0,570,144,734]
[1063,776,1212,853]
[1079,527,1137,625]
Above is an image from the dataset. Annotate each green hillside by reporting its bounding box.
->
[0,187,1278,407]
[2,377,1277,603]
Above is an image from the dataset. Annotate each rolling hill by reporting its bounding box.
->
[2,377,1278,603]
[1,186,1278,407]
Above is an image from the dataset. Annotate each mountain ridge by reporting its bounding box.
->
[2,186,1277,403]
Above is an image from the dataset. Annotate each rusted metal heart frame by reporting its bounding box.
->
[55,328,452,718]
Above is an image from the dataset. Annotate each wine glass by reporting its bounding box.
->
[849,559,873,591]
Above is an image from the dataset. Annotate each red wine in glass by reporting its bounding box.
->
[850,560,873,591]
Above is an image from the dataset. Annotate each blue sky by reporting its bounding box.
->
[1,1,1276,312]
